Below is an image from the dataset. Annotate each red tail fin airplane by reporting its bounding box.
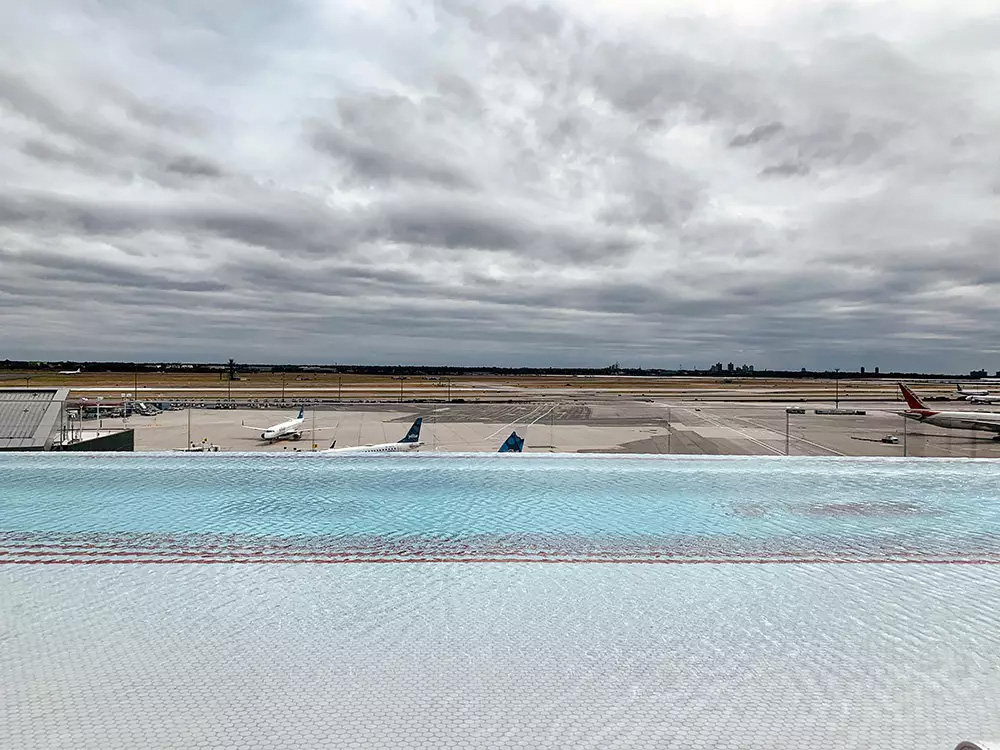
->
[899,383,1000,437]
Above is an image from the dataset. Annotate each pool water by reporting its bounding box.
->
[5,453,1000,562]
[3,454,1000,748]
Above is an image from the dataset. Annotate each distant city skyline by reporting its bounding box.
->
[3,1,999,370]
[7,356,1000,379]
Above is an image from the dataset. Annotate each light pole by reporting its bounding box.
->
[903,413,908,457]
[667,407,671,454]
[338,374,342,402]
[785,408,790,456]
[281,371,285,403]
[834,368,840,409]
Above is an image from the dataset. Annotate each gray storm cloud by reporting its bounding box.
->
[1,0,999,369]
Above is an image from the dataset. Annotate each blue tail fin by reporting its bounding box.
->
[297,406,305,419]
[399,418,422,443]
[498,431,524,452]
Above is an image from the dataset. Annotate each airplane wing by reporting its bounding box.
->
[241,423,339,432]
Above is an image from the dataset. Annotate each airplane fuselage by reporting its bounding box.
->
[321,441,423,454]
[955,388,989,399]
[261,417,305,441]
[905,410,1000,433]
[969,395,1000,405]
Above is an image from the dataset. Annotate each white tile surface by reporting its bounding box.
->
[4,563,999,749]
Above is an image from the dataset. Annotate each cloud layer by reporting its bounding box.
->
[2,0,999,369]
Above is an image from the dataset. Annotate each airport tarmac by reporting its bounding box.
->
[74,399,1000,457]
[98,407,668,454]
[652,400,1000,457]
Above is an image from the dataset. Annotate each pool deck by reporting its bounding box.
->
[5,563,1000,749]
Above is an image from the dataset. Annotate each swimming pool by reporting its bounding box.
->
[3,454,1000,748]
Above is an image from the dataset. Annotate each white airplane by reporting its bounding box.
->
[900,384,1000,437]
[321,421,526,454]
[321,418,423,453]
[968,393,1000,405]
[242,407,307,443]
[954,384,989,399]
[59,368,81,375]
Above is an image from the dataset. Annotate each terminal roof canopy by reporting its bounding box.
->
[0,388,68,450]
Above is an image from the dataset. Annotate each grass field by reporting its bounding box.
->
[1,369,956,403]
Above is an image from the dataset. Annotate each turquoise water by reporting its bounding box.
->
[5,454,1000,748]
[3,453,1000,562]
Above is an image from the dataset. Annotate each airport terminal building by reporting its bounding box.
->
[0,388,133,451]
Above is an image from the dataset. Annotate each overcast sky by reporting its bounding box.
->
[2,0,1000,370]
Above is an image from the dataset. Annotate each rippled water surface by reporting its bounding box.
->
[4,453,1000,561]
[3,454,1000,748]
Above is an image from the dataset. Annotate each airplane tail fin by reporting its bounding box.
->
[498,431,524,453]
[399,418,422,443]
[329,440,336,449]
[899,383,927,410]
[297,406,305,419]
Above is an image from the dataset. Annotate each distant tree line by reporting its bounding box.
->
[0,358,988,379]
